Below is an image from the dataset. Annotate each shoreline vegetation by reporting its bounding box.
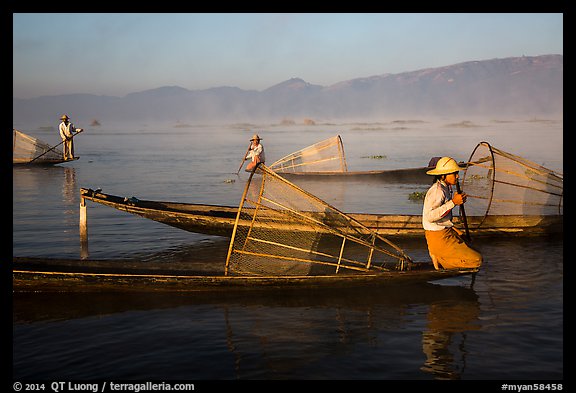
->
[172,117,561,130]
[23,116,561,133]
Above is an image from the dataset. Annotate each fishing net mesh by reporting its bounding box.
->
[462,142,563,220]
[13,129,62,163]
[225,164,411,276]
[269,135,348,173]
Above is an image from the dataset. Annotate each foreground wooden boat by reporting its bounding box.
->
[13,256,477,293]
[80,188,563,238]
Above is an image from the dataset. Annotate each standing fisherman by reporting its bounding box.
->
[59,114,83,160]
[422,156,482,270]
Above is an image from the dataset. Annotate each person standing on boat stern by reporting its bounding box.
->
[423,156,482,270]
[59,114,82,160]
[245,133,265,172]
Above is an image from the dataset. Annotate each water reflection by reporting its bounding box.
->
[14,282,480,379]
[420,297,481,380]
[62,167,77,206]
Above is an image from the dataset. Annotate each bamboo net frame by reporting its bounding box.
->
[13,129,63,164]
[225,164,412,276]
[269,135,348,173]
[462,141,563,226]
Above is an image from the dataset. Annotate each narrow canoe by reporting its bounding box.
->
[13,157,80,166]
[275,166,431,184]
[80,188,563,238]
[13,256,477,293]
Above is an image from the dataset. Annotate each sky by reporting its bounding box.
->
[12,13,563,99]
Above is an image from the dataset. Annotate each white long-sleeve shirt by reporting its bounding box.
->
[422,180,456,231]
[59,121,77,140]
[246,143,265,162]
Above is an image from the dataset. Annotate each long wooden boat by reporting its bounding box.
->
[13,256,477,293]
[80,188,563,238]
[275,166,431,184]
[13,157,80,166]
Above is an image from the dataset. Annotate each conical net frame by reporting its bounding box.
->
[269,135,348,173]
[462,141,563,227]
[225,164,412,276]
[13,129,62,163]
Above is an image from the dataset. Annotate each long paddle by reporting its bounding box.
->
[455,179,471,242]
[236,142,252,174]
[29,129,84,163]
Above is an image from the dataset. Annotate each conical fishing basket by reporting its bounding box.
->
[462,141,563,227]
[13,129,62,164]
[269,135,348,173]
[225,164,411,276]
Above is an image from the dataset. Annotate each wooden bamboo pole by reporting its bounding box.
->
[79,197,89,259]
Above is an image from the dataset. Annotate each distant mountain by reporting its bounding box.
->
[13,55,563,125]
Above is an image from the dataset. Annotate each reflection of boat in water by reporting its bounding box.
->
[13,280,480,380]
[13,281,478,322]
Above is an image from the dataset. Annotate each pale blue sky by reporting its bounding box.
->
[13,13,563,99]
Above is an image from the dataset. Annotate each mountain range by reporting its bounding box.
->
[13,54,563,126]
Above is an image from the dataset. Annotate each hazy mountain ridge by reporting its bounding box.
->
[13,55,562,125]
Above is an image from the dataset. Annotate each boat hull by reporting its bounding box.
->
[276,166,430,184]
[79,188,563,238]
[13,257,477,293]
[13,157,80,166]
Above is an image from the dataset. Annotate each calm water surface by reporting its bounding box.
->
[12,118,563,380]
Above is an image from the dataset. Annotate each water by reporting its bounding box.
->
[12,118,563,380]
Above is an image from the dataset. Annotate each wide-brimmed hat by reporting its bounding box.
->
[250,134,262,141]
[426,156,466,175]
[60,114,70,121]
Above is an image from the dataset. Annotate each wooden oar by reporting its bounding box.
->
[455,179,471,242]
[236,142,252,174]
[29,129,84,163]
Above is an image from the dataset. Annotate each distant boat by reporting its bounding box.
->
[13,129,79,166]
[269,135,432,184]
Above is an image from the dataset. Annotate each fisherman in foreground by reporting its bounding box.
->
[422,156,482,270]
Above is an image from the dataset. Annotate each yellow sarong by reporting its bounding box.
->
[424,228,482,269]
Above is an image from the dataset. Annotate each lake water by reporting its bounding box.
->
[12,117,563,381]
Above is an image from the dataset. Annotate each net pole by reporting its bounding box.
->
[335,237,346,274]
[337,135,348,171]
[241,168,267,251]
[225,166,259,275]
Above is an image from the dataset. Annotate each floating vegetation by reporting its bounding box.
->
[223,179,236,183]
[408,191,426,202]
[527,118,557,124]
[445,120,482,128]
[362,155,387,160]
[350,127,387,131]
[391,119,426,124]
